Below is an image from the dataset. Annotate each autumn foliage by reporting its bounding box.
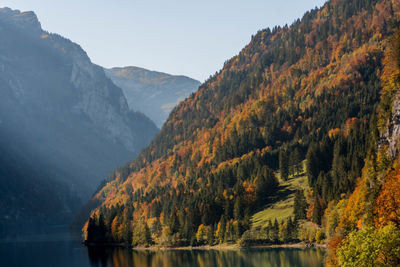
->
[83,0,400,250]
[375,168,400,228]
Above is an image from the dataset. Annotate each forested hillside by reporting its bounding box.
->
[325,27,400,266]
[83,0,400,258]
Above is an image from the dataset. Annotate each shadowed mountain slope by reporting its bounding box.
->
[0,7,158,229]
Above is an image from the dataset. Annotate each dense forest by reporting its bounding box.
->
[83,0,400,265]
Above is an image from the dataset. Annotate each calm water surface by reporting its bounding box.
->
[0,233,325,267]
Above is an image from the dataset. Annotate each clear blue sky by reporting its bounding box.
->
[2,0,326,82]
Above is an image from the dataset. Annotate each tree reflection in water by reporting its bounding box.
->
[87,247,325,267]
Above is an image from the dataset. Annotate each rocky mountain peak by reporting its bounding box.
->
[0,7,41,31]
[105,66,200,128]
[0,7,158,198]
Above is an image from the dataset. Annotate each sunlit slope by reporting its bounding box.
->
[252,166,309,229]
[83,0,400,246]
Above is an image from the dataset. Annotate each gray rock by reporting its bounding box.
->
[0,7,158,225]
[380,91,400,159]
[105,66,200,128]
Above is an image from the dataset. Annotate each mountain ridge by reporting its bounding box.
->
[83,0,400,251]
[105,66,200,128]
[0,7,158,230]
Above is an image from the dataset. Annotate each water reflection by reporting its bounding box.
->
[87,246,326,267]
[0,234,325,267]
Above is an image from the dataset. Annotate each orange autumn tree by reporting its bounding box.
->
[84,0,400,248]
[375,168,400,228]
[338,178,367,232]
[374,27,400,229]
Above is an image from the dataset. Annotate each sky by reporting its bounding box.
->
[1,0,327,82]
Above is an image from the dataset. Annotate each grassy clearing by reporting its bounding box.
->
[251,162,309,229]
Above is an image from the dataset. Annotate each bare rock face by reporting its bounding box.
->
[380,91,400,159]
[70,53,137,151]
[0,7,158,226]
[105,67,200,128]
[0,8,41,31]
[0,8,157,155]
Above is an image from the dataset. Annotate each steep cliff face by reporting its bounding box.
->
[105,67,200,128]
[380,91,400,159]
[0,8,157,154]
[0,8,158,227]
[71,60,137,152]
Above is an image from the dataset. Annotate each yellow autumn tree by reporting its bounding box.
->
[375,168,400,228]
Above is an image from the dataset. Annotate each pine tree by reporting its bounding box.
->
[86,216,96,242]
[224,221,234,242]
[271,219,279,243]
[97,214,107,242]
[293,190,307,221]
[279,149,289,181]
[312,194,323,225]
[233,197,242,220]
[289,217,297,241]
[266,220,273,241]
[255,166,277,204]
[216,216,226,243]
[207,225,214,245]
[293,148,302,174]
[289,150,296,176]
[306,144,320,186]
[169,211,180,234]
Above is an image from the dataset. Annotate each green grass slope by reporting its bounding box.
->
[251,162,309,229]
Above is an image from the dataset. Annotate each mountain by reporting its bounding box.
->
[105,67,200,128]
[324,29,400,266]
[0,136,81,235]
[0,8,158,229]
[83,0,400,251]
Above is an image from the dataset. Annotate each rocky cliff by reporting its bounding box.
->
[105,67,200,128]
[0,7,158,228]
[380,91,400,160]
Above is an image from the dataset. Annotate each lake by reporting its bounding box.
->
[0,233,325,267]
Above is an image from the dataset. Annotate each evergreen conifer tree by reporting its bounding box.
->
[279,149,289,181]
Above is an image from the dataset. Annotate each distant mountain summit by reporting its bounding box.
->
[0,7,158,229]
[0,7,41,30]
[105,67,200,128]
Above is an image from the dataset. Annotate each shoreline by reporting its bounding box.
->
[134,243,327,251]
[84,242,326,251]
